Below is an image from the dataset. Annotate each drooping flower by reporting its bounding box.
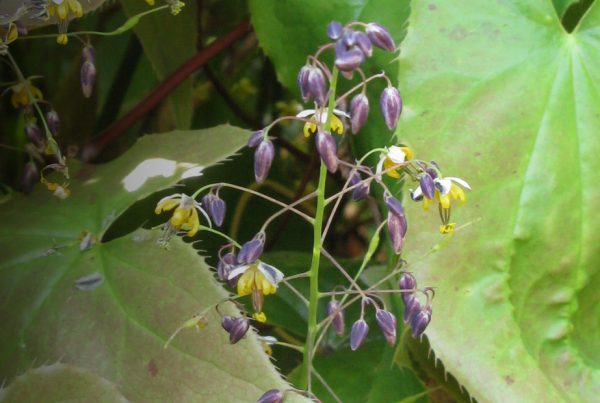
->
[297,108,349,138]
[47,0,84,44]
[10,80,43,108]
[154,193,211,237]
[410,175,471,234]
[376,145,413,179]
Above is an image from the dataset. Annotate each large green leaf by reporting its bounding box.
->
[120,0,197,129]
[0,126,307,401]
[395,0,600,401]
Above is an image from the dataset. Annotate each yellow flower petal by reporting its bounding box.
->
[303,121,318,138]
[68,0,83,17]
[56,2,68,20]
[400,146,413,160]
[186,207,200,237]
[450,183,466,204]
[383,158,401,178]
[440,223,456,234]
[438,193,451,210]
[253,312,267,323]
[331,115,344,135]
[237,271,254,296]
[170,206,190,227]
[155,199,180,214]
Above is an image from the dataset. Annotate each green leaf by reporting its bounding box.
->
[552,0,578,18]
[394,0,600,401]
[0,126,309,401]
[120,0,197,129]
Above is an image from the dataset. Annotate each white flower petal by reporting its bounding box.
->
[447,177,471,190]
[332,108,350,118]
[296,109,317,118]
[228,265,250,280]
[387,146,406,163]
[375,157,385,178]
[258,262,284,285]
[156,193,183,206]
[194,204,212,228]
[410,186,423,201]
[435,178,453,195]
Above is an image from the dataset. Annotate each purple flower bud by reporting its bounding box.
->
[46,110,60,136]
[387,212,407,253]
[254,139,275,184]
[380,87,402,130]
[238,232,265,265]
[403,294,421,324]
[399,272,417,304]
[248,130,264,148]
[80,60,96,99]
[82,45,95,64]
[327,21,343,40]
[316,131,338,173]
[349,172,370,201]
[257,389,284,403]
[420,173,435,199]
[384,193,404,216]
[375,309,397,346]
[21,161,39,194]
[411,308,431,338]
[297,65,312,102]
[355,31,373,57]
[202,193,226,227]
[350,93,369,134]
[327,300,345,336]
[217,252,236,282]
[221,315,235,332]
[366,23,396,52]
[350,319,369,351]
[342,30,357,47]
[426,167,439,180]
[227,317,250,344]
[24,122,44,148]
[335,46,365,72]
[307,66,328,106]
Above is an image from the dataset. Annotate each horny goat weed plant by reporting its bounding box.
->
[157,21,471,402]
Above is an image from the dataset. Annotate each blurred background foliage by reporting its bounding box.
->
[1,0,599,402]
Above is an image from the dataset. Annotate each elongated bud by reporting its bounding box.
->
[25,123,44,148]
[202,193,226,227]
[238,232,265,265]
[307,66,328,106]
[349,172,370,201]
[375,309,397,346]
[257,389,284,403]
[350,93,369,134]
[22,161,39,194]
[355,31,373,57]
[224,316,250,344]
[316,131,338,173]
[217,251,236,281]
[420,173,435,199]
[82,45,95,64]
[350,319,369,351]
[327,21,343,40]
[46,110,60,136]
[248,130,264,148]
[387,212,406,253]
[384,193,404,216]
[335,45,365,72]
[80,60,96,98]
[403,294,421,324]
[327,300,345,336]
[399,272,417,304]
[254,139,275,184]
[366,23,396,51]
[411,306,431,338]
[297,65,312,102]
[380,87,402,130]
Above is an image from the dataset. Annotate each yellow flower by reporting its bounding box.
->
[10,80,43,108]
[1,23,18,45]
[296,108,348,138]
[228,261,284,315]
[154,193,210,237]
[410,176,471,234]
[376,145,413,179]
[47,0,84,44]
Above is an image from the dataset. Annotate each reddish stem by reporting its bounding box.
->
[81,20,251,162]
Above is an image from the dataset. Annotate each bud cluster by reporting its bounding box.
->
[399,272,433,338]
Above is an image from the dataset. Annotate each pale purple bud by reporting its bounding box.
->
[217,252,236,282]
[82,46,95,64]
[426,166,439,179]
[307,66,328,106]
[327,300,345,336]
[387,212,406,253]
[420,173,435,199]
[399,272,417,304]
[248,130,264,148]
[355,31,373,57]
[257,389,284,403]
[227,317,250,344]
[380,87,402,130]
[350,93,369,134]
[80,60,96,98]
[254,139,275,184]
[375,309,397,346]
[202,193,226,227]
[238,232,265,265]
[46,110,60,136]
[297,65,312,102]
[21,161,39,194]
[316,131,338,173]
[366,23,396,52]
[384,193,404,216]
[24,123,44,148]
[411,308,431,338]
[335,46,365,72]
[221,315,235,332]
[403,294,421,324]
[349,172,370,201]
[327,21,343,40]
[350,319,369,351]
